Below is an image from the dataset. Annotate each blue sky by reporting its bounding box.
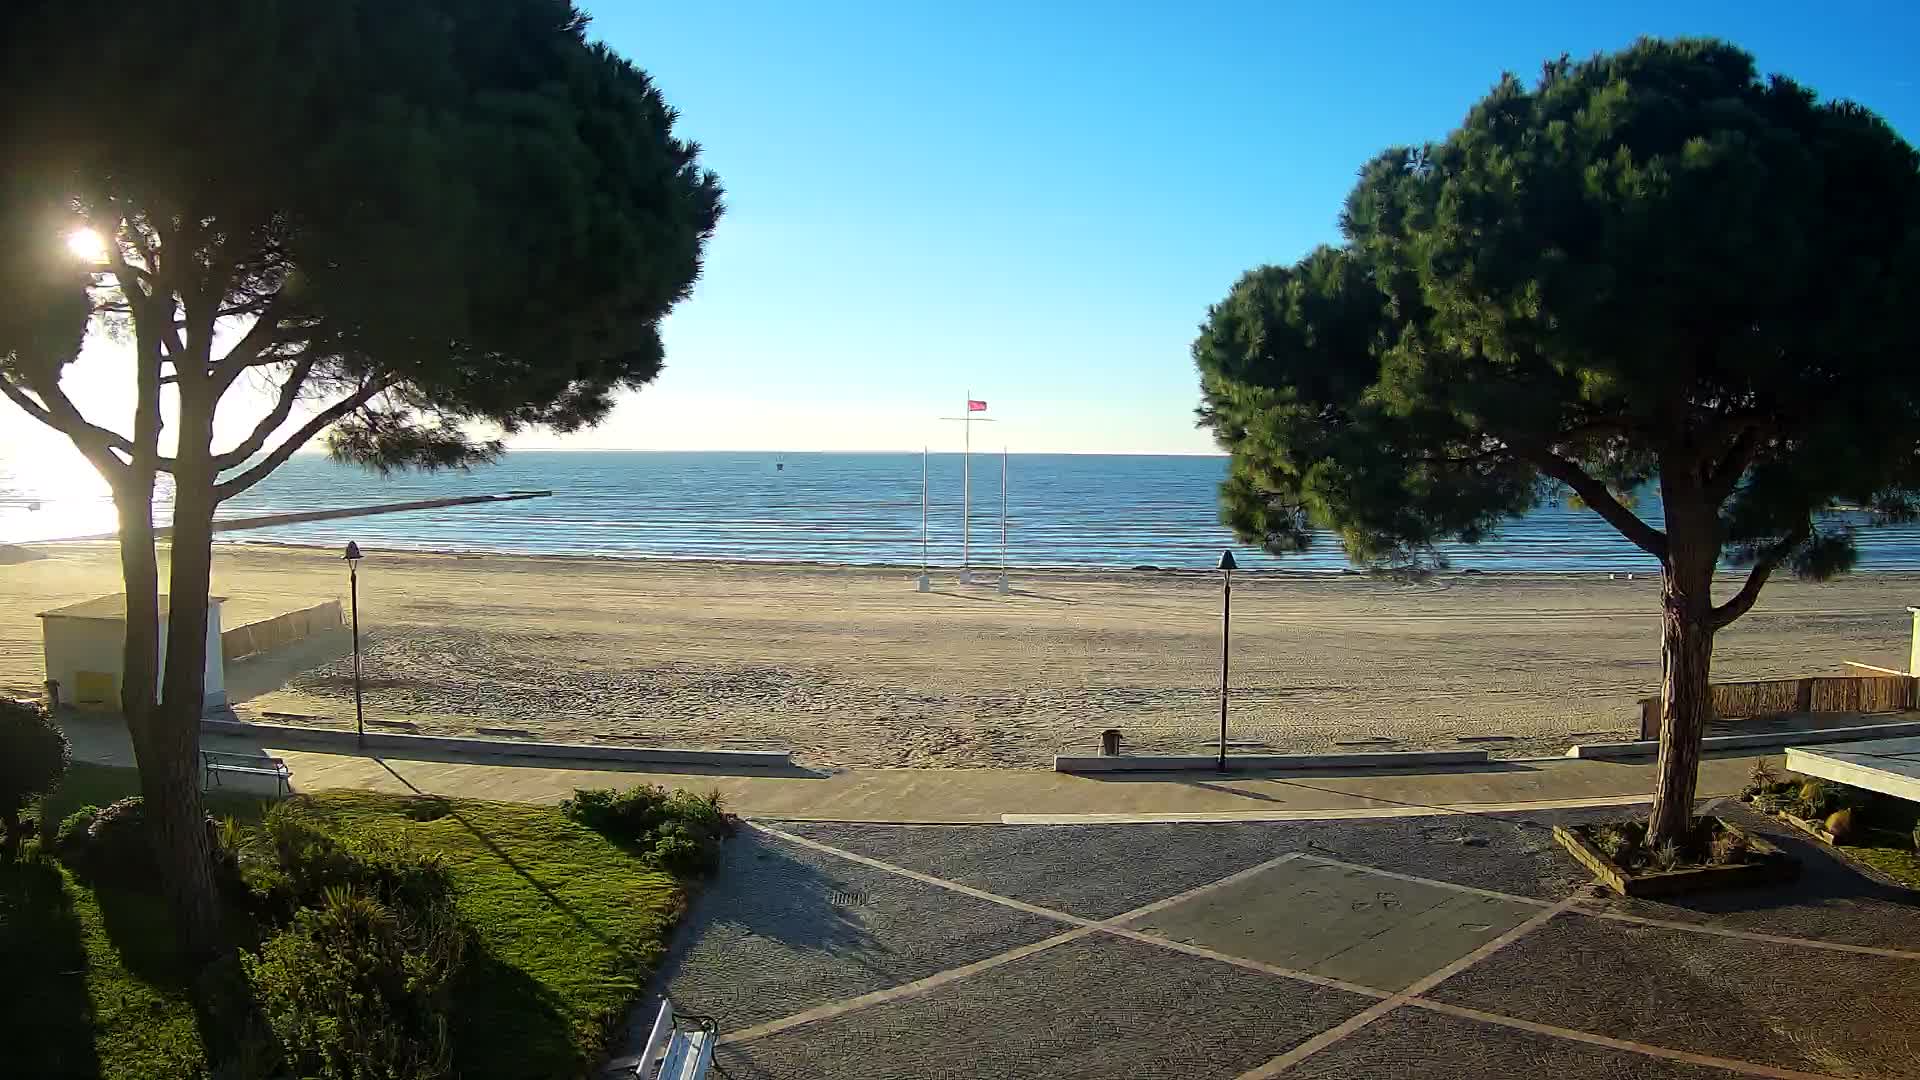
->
[558,0,1920,454]
[6,1,1917,469]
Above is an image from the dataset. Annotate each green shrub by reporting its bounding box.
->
[1708,829,1749,866]
[0,698,69,856]
[1744,758,1778,796]
[250,804,453,921]
[54,805,101,850]
[561,785,732,876]
[245,884,465,1080]
[1796,780,1837,819]
[1649,840,1683,872]
[1825,808,1859,843]
[62,796,238,890]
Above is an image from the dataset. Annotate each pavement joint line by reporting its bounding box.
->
[1001,792,1662,825]
[728,833,1377,1044]
[748,823,1098,929]
[1091,924,1392,1001]
[1291,854,1557,907]
[715,925,1099,1046]
[1406,1000,1854,1080]
[1578,906,1920,961]
[1236,895,1582,1078]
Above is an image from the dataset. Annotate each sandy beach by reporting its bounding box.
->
[2,542,1914,767]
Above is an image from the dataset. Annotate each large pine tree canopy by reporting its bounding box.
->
[0,0,722,483]
[1196,38,1920,590]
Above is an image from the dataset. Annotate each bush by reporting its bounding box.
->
[60,796,234,888]
[1649,840,1683,872]
[249,803,454,921]
[1825,808,1859,843]
[54,805,100,850]
[245,884,465,1080]
[1744,758,1778,796]
[560,785,732,876]
[1796,780,1837,819]
[1708,829,1749,866]
[0,698,69,856]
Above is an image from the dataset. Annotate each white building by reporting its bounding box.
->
[38,593,227,714]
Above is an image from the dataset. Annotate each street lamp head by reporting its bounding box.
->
[344,541,363,563]
[1216,549,1238,572]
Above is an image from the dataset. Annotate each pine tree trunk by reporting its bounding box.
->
[1646,532,1717,847]
[147,392,226,966]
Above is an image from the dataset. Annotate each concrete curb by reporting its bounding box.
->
[1565,718,1920,760]
[1053,750,1490,774]
[198,717,795,769]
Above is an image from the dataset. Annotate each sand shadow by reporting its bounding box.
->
[356,743,828,779]
[1080,758,1540,782]
[224,629,354,705]
[0,858,101,1079]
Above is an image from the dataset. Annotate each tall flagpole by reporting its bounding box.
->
[916,447,930,592]
[997,446,1010,595]
[961,391,972,584]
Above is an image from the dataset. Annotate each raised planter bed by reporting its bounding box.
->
[1553,818,1798,898]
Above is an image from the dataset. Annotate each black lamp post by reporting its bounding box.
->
[1217,548,1237,771]
[344,542,365,748]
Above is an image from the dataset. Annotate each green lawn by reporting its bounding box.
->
[4,763,689,1079]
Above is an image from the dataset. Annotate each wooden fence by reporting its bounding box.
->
[1636,665,1916,739]
[222,600,345,662]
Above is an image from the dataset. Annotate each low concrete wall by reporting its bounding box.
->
[223,601,345,662]
[1055,749,1490,774]
[1568,718,1920,760]
[199,717,794,769]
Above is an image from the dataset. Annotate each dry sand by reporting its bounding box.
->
[3,542,1914,768]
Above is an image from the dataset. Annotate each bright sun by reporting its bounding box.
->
[65,226,108,263]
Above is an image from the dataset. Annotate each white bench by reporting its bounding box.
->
[633,1001,714,1080]
[201,749,292,795]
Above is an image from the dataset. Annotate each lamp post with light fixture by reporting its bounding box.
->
[1217,549,1237,771]
[345,542,365,748]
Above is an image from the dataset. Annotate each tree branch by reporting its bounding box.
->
[1703,423,1766,505]
[210,290,289,392]
[213,379,392,502]
[210,357,315,470]
[0,373,135,484]
[1711,520,1810,630]
[1526,449,1670,560]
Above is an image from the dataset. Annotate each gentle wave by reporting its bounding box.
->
[8,449,1920,571]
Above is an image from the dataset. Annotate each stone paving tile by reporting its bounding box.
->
[650,829,1068,1032]
[1126,859,1539,991]
[1425,913,1920,1077]
[714,933,1378,1080]
[1287,1005,1754,1080]
[1282,804,1646,901]
[1584,802,1920,950]
[776,820,1299,919]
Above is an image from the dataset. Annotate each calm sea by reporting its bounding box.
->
[6,449,1920,572]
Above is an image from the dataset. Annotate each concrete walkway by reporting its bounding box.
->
[60,713,1764,823]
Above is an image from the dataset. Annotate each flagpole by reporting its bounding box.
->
[997,445,1009,595]
[961,391,972,584]
[916,447,930,591]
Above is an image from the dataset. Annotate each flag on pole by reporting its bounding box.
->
[967,399,988,412]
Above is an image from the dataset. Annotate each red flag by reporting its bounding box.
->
[968,399,988,412]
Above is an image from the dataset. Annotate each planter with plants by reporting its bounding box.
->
[1553,815,1796,898]
[1740,761,1920,889]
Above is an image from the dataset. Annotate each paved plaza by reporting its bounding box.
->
[645,802,1920,1079]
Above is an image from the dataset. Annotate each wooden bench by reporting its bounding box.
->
[201,750,291,795]
[632,1001,714,1079]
